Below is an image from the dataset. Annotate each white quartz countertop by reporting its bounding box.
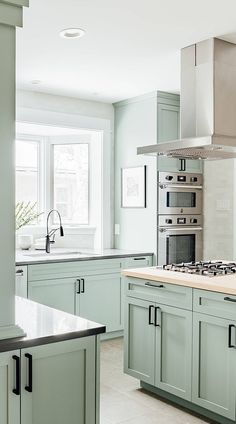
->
[16,248,153,265]
[122,266,236,295]
[0,297,105,352]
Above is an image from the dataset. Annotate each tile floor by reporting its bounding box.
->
[100,337,215,424]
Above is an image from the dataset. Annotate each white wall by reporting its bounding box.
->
[16,90,115,249]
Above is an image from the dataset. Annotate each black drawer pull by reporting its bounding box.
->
[12,355,21,396]
[154,307,161,327]
[224,297,236,303]
[145,282,164,289]
[76,279,80,294]
[228,325,236,348]
[25,353,33,392]
[133,257,146,261]
[81,278,85,293]
[148,305,154,325]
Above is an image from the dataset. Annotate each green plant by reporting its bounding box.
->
[15,202,43,230]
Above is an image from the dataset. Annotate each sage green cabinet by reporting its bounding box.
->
[28,278,76,314]
[75,273,122,333]
[124,297,155,384]
[0,350,20,424]
[192,312,236,420]
[21,337,97,424]
[124,296,192,400]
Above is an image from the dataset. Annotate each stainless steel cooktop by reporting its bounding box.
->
[161,261,236,277]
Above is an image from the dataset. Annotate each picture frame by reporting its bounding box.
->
[121,165,146,208]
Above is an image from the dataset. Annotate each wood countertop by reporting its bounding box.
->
[122,266,236,295]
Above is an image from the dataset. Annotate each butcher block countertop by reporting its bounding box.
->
[122,266,236,295]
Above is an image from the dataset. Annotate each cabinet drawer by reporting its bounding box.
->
[125,277,192,310]
[28,258,122,281]
[193,289,236,320]
[122,256,153,269]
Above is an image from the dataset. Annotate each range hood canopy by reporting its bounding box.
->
[137,38,236,160]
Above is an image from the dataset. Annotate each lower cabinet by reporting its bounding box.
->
[0,337,97,424]
[124,297,192,400]
[75,274,122,333]
[192,313,236,421]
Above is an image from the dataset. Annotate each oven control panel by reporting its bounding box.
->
[158,215,202,227]
[158,171,203,186]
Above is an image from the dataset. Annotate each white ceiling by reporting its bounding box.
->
[16,0,236,103]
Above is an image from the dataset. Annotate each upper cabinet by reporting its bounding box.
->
[156,92,202,173]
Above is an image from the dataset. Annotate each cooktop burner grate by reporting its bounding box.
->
[161,261,236,277]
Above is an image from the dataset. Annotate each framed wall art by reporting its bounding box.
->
[121,165,146,208]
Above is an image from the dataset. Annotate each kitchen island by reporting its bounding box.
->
[122,264,236,424]
[0,297,105,424]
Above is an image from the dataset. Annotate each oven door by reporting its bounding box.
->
[158,226,203,266]
[158,185,202,215]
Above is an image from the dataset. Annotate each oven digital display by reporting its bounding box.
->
[177,218,186,224]
[167,192,196,208]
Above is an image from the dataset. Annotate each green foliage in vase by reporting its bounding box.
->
[16,202,43,230]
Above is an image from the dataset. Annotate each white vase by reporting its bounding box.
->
[18,234,33,250]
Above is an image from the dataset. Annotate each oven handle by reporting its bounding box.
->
[159,227,203,233]
[159,184,202,190]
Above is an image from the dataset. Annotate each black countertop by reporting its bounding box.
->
[0,297,106,352]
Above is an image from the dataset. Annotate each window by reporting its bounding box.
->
[15,131,99,227]
[15,139,39,213]
[53,144,89,224]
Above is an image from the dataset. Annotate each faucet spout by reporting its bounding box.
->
[46,209,64,253]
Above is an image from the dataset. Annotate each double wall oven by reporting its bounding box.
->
[157,172,203,266]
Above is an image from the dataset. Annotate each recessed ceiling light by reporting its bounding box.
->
[31,80,42,85]
[60,28,86,39]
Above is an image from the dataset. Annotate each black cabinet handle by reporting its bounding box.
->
[224,297,236,303]
[25,353,33,392]
[81,278,85,293]
[12,355,21,396]
[145,282,164,289]
[179,159,186,171]
[154,307,161,327]
[148,305,154,325]
[133,257,146,261]
[228,325,236,348]
[76,279,80,294]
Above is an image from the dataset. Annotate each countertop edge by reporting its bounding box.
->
[16,252,154,266]
[0,326,106,353]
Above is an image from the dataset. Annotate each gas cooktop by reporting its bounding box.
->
[161,261,236,277]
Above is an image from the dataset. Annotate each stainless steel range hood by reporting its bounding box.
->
[137,38,236,160]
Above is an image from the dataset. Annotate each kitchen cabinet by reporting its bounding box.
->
[192,312,236,420]
[21,337,96,424]
[157,100,202,173]
[75,273,122,332]
[15,266,27,298]
[124,290,192,400]
[0,350,20,424]
[0,337,97,424]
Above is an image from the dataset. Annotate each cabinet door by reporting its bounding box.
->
[28,278,76,314]
[15,266,27,298]
[124,297,155,384]
[155,305,192,400]
[0,350,20,424]
[76,274,121,333]
[192,313,236,420]
[21,337,96,424]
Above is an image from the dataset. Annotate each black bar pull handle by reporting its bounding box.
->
[81,278,85,293]
[12,355,21,396]
[224,296,236,303]
[133,257,146,261]
[76,279,80,294]
[228,325,236,348]
[148,305,154,325]
[25,353,33,392]
[154,307,161,327]
[145,282,164,289]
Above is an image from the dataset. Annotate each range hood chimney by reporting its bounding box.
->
[138,38,236,160]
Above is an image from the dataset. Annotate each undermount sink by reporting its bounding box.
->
[22,250,96,258]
